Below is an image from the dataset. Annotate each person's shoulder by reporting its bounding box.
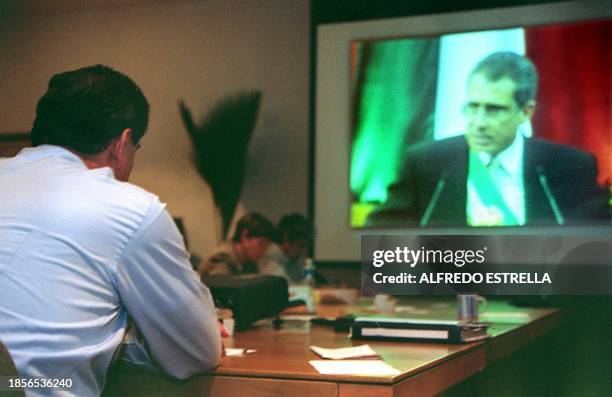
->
[258,246,287,277]
[80,173,167,238]
[527,138,595,164]
[94,171,161,209]
[119,180,160,204]
[259,245,285,265]
[264,244,283,257]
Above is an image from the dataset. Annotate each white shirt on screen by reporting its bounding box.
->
[0,145,220,397]
[467,133,526,226]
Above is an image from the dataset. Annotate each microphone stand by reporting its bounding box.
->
[420,173,447,227]
[536,166,565,225]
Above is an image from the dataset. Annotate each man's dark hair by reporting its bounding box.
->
[277,213,314,243]
[470,51,538,108]
[231,213,276,242]
[31,65,149,154]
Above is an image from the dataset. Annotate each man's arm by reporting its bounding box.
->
[114,207,222,379]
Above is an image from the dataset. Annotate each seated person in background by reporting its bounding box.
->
[367,51,609,228]
[199,212,275,277]
[259,213,315,284]
[0,65,221,397]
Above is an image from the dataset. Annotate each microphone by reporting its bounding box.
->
[536,166,565,225]
[420,172,447,227]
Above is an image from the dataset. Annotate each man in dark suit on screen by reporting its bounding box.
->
[367,52,609,227]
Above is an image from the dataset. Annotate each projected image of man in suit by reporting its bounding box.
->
[367,52,609,227]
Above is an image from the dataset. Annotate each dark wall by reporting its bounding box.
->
[311,0,565,24]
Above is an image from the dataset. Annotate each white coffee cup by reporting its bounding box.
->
[457,293,487,323]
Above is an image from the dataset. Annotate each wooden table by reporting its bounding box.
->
[104,299,560,397]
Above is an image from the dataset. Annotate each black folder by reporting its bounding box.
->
[351,317,490,343]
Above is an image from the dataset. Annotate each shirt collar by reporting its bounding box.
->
[17,144,87,167]
[477,133,524,175]
[17,144,116,179]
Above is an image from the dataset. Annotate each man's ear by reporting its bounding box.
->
[521,100,536,121]
[109,129,133,164]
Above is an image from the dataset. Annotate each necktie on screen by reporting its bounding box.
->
[468,151,518,226]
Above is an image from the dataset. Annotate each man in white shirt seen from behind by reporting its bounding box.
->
[0,65,221,396]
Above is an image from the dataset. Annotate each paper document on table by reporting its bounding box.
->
[310,344,379,360]
[309,360,401,376]
[225,348,257,357]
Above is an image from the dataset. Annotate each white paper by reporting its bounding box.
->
[309,360,401,376]
[310,344,379,360]
[225,348,257,357]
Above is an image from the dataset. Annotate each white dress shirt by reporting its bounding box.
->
[467,134,526,226]
[0,145,220,397]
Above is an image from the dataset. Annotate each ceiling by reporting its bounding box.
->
[3,0,193,15]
